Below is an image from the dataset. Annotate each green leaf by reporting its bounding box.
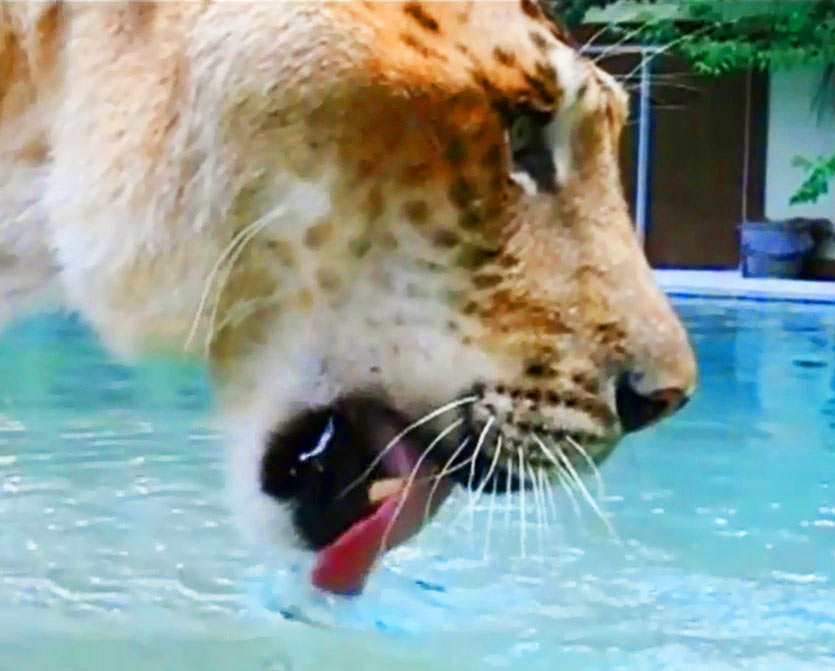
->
[790,152,835,206]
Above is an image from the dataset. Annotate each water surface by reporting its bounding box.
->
[0,298,833,670]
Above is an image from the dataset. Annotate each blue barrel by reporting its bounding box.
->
[739,220,815,278]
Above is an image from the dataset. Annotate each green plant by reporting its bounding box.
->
[790,154,835,205]
[546,0,835,209]
[546,0,626,27]
[790,63,835,207]
[618,3,831,73]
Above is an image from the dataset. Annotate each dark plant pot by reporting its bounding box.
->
[739,220,816,279]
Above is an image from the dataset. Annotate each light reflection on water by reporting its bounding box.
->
[0,299,833,670]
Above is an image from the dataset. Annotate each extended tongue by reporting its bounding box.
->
[311,473,454,595]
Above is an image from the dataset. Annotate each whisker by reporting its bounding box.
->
[592,23,656,65]
[467,416,495,505]
[203,218,270,354]
[540,465,567,552]
[184,204,285,353]
[627,102,690,112]
[533,434,582,520]
[212,295,283,335]
[539,466,558,522]
[518,447,527,559]
[426,449,478,481]
[379,418,464,553]
[619,71,697,81]
[555,465,583,521]
[554,442,619,542]
[565,434,606,500]
[459,435,502,532]
[423,437,470,523]
[504,455,514,528]
[578,23,617,57]
[529,460,545,559]
[482,463,499,562]
[338,395,477,498]
[620,24,715,82]
[623,81,703,95]
[536,465,550,533]
[629,71,697,80]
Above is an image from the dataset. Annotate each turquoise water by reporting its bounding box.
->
[0,298,833,670]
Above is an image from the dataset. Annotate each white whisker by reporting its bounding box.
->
[623,81,703,95]
[518,447,527,559]
[554,442,619,542]
[529,460,545,559]
[203,217,270,353]
[427,449,477,481]
[504,456,514,528]
[423,437,470,523]
[565,434,606,500]
[533,434,581,520]
[339,395,477,498]
[458,434,502,532]
[539,465,567,551]
[482,464,499,562]
[592,23,656,65]
[184,204,285,353]
[379,418,464,553]
[620,24,715,82]
[467,416,495,505]
[556,465,582,521]
[578,23,616,57]
[212,294,283,335]
[475,436,503,502]
[539,467,557,523]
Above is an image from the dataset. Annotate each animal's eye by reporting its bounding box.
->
[503,107,556,194]
[509,115,536,151]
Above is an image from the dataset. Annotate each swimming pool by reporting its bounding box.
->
[0,297,833,670]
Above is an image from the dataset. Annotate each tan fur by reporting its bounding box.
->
[0,1,696,546]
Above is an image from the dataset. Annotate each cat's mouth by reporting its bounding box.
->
[260,394,472,596]
[258,389,616,596]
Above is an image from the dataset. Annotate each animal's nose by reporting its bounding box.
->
[615,375,690,433]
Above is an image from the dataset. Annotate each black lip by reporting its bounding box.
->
[260,391,569,551]
[260,394,461,550]
[260,400,379,549]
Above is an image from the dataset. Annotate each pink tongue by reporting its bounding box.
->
[311,443,454,596]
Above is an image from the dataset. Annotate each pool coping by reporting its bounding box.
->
[654,269,835,305]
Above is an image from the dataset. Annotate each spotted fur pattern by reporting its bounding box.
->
[0,2,696,549]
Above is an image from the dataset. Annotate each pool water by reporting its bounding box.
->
[0,297,833,670]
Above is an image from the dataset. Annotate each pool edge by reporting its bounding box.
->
[655,270,835,305]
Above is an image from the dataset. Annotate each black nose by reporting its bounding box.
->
[615,376,689,433]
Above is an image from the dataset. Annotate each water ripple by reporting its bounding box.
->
[0,302,832,669]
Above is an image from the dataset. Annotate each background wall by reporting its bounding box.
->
[766,66,835,222]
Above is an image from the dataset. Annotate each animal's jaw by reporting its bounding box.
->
[223,369,627,597]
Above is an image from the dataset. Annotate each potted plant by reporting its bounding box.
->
[739,148,833,280]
